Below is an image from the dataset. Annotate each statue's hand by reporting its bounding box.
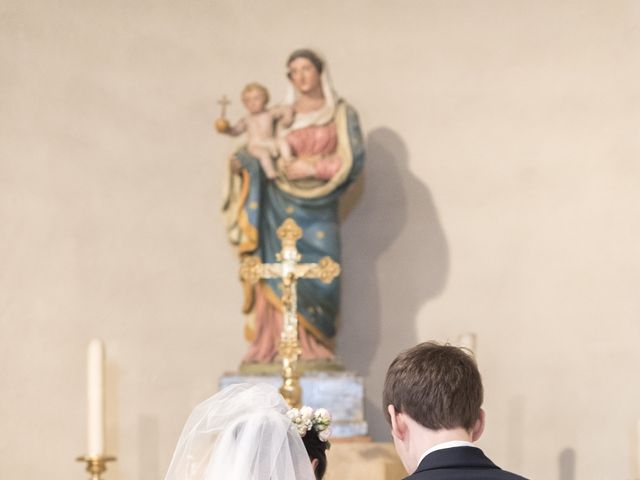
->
[285,159,316,180]
[230,154,243,174]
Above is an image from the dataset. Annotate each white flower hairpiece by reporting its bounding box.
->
[286,406,332,443]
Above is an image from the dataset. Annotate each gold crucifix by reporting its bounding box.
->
[239,218,341,407]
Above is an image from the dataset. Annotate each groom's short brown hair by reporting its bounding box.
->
[383,342,483,431]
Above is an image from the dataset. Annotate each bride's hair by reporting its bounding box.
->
[302,428,328,480]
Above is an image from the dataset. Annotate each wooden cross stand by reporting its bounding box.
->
[239,218,341,407]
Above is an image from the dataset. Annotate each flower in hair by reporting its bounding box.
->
[287,406,332,442]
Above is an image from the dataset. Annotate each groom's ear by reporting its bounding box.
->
[471,408,486,442]
[388,405,408,440]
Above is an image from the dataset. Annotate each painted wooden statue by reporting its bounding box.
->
[217,49,364,366]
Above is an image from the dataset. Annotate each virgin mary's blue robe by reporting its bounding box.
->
[231,101,364,346]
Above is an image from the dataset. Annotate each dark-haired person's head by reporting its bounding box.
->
[383,342,485,473]
[286,49,324,98]
[302,428,328,480]
[286,48,324,75]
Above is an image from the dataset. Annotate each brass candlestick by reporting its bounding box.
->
[76,455,116,480]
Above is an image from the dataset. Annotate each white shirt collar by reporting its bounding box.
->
[417,440,475,466]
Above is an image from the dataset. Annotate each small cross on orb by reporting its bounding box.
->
[214,95,231,133]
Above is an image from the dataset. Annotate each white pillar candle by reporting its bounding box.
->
[87,339,105,457]
[457,333,477,355]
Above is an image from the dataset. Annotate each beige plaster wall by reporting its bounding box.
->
[1,1,639,479]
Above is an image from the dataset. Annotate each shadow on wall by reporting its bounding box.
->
[338,127,449,440]
[558,448,576,480]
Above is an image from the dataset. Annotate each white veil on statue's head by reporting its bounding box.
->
[164,383,315,480]
[283,49,338,131]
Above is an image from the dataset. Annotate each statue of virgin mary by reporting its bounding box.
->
[224,49,364,368]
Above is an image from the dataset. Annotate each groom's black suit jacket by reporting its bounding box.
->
[404,447,528,480]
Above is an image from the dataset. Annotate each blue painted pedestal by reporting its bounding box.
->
[219,371,368,438]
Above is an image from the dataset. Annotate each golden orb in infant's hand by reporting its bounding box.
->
[214,118,230,133]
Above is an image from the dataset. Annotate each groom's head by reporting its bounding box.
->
[383,342,483,430]
[383,342,485,471]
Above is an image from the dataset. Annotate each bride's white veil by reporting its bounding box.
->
[164,383,316,480]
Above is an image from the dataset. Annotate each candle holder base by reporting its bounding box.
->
[76,455,116,480]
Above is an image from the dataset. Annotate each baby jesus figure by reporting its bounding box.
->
[221,82,294,179]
